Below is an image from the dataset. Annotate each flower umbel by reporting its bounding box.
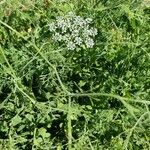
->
[85,38,94,48]
[49,12,97,50]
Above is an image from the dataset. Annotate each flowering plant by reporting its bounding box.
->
[49,12,97,50]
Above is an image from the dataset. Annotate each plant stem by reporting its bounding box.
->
[67,96,72,150]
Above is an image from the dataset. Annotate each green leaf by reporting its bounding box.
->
[58,3,74,13]
[38,128,50,138]
[0,48,5,64]
[25,114,33,122]
[11,115,22,126]
[79,80,86,87]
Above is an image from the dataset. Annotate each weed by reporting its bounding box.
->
[0,0,150,150]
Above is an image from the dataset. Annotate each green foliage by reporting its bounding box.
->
[0,0,150,149]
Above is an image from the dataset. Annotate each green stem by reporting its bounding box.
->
[67,97,72,150]
[0,20,69,94]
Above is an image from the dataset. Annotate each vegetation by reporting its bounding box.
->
[0,0,150,149]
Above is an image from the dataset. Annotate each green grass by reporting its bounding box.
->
[0,0,150,150]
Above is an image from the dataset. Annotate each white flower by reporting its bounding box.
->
[63,34,70,43]
[61,25,68,33]
[92,28,98,36]
[71,29,79,38]
[49,22,56,32]
[67,41,76,50]
[66,18,72,29]
[52,33,62,42]
[74,37,82,45]
[85,38,94,48]
[49,12,97,50]
[56,17,66,29]
[74,16,86,26]
[83,28,92,37]
[85,18,93,23]
[83,27,98,37]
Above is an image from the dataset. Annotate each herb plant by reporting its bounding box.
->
[0,0,150,150]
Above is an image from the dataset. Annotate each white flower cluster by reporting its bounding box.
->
[49,12,97,50]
